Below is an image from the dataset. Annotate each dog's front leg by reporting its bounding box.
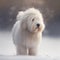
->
[29,47,39,55]
[16,46,28,55]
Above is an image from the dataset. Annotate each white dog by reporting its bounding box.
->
[12,8,45,55]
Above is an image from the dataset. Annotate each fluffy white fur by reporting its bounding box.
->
[12,8,45,55]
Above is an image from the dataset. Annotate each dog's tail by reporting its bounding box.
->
[16,11,24,21]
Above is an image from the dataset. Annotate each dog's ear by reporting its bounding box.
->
[21,20,27,30]
[40,23,45,32]
[16,11,24,21]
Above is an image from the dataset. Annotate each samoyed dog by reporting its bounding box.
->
[12,8,45,55]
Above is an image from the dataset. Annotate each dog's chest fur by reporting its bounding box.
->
[19,30,41,48]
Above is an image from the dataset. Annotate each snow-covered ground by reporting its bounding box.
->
[0,31,16,55]
[0,31,60,60]
[0,55,55,60]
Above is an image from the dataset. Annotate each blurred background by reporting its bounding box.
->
[0,0,60,36]
[0,0,60,57]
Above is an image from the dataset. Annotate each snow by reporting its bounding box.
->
[0,31,60,60]
[0,55,54,60]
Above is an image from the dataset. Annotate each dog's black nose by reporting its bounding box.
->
[37,24,40,27]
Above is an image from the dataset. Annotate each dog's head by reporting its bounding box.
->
[27,15,45,33]
[18,8,45,33]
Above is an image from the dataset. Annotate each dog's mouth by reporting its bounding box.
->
[33,27,41,32]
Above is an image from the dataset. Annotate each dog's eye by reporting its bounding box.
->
[32,18,34,22]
